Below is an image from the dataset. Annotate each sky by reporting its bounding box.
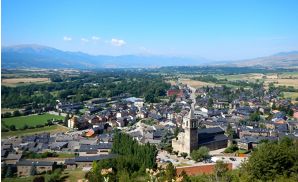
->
[2,0,298,60]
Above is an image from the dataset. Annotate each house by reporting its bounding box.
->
[17,160,56,176]
[65,159,76,170]
[3,153,22,165]
[74,154,117,168]
[238,136,278,150]
[78,143,112,156]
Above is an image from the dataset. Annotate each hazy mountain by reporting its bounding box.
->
[230,51,298,68]
[1,44,210,69]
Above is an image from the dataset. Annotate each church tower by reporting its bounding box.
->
[184,109,198,154]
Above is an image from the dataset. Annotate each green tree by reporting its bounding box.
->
[214,161,229,182]
[5,165,13,178]
[9,125,16,131]
[180,152,188,159]
[13,110,21,117]
[165,162,176,181]
[249,112,260,121]
[242,139,297,181]
[191,147,210,162]
[30,166,37,176]
[64,113,70,127]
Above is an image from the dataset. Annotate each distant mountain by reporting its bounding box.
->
[1,44,210,69]
[228,51,298,68]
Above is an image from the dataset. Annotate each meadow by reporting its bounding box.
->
[2,113,64,129]
[1,77,50,87]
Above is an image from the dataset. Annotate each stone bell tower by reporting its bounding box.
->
[184,109,198,154]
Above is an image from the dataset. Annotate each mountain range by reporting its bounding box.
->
[2,44,298,69]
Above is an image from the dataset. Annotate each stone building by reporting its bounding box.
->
[17,160,55,176]
[172,109,198,155]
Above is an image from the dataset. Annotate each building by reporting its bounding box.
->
[74,154,117,168]
[172,108,198,155]
[172,108,228,154]
[197,127,228,150]
[17,160,55,176]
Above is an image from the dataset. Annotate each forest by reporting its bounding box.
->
[1,70,170,109]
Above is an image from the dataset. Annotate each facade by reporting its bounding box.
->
[172,110,198,154]
[17,160,55,177]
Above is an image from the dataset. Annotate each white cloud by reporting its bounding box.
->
[81,38,89,42]
[110,38,126,47]
[63,36,72,41]
[91,36,100,40]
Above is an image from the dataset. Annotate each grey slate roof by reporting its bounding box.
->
[17,160,55,166]
[75,154,117,162]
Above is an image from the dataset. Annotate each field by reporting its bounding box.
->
[2,169,86,182]
[283,92,298,101]
[1,77,50,87]
[1,125,69,138]
[216,72,298,89]
[2,113,64,129]
[179,79,216,88]
[62,169,87,182]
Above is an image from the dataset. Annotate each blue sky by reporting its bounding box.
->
[2,0,298,60]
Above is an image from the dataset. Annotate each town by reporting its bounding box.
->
[1,69,298,181]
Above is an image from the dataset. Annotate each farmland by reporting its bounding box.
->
[2,113,64,129]
[179,78,216,88]
[1,77,50,87]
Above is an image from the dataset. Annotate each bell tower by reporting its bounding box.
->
[184,109,198,154]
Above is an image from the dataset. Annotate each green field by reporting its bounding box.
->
[1,125,69,138]
[2,113,64,129]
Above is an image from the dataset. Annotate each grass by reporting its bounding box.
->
[2,113,64,129]
[57,153,76,158]
[283,92,298,100]
[2,169,86,182]
[62,169,87,182]
[1,125,69,138]
[2,177,34,182]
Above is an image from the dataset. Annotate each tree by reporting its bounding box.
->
[5,165,13,178]
[2,112,12,118]
[190,147,210,162]
[30,166,37,176]
[45,168,62,182]
[249,112,260,121]
[33,176,45,182]
[226,123,234,139]
[9,125,16,131]
[13,110,21,117]
[207,98,214,108]
[224,144,238,153]
[214,161,229,182]
[165,162,176,181]
[64,113,70,127]
[242,139,297,181]
[180,152,188,159]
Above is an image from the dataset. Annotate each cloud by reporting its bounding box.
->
[81,38,89,42]
[110,38,126,46]
[139,46,153,55]
[91,36,100,41]
[63,36,72,41]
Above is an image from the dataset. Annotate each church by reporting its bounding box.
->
[172,109,228,155]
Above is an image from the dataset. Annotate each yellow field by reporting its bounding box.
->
[2,77,50,86]
[179,79,216,88]
[283,92,298,100]
[218,72,298,89]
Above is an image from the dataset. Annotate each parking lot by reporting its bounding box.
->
[157,150,248,169]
